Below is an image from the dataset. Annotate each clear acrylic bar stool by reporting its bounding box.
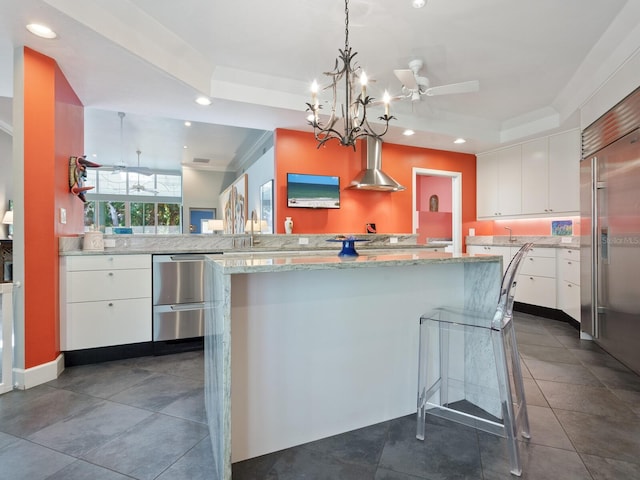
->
[417,243,533,476]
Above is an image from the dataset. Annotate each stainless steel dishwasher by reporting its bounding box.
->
[152,254,218,343]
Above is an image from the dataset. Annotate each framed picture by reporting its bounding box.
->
[219,174,248,234]
[260,180,273,233]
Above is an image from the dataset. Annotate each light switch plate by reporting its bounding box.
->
[60,208,67,224]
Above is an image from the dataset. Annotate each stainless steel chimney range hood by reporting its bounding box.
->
[347,137,405,192]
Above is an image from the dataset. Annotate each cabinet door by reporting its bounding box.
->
[516,275,557,308]
[476,152,499,218]
[497,145,522,216]
[521,138,549,214]
[548,130,580,213]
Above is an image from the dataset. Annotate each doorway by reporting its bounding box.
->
[412,168,462,254]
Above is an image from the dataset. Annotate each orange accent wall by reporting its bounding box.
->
[274,129,477,235]
[23,48,84,369]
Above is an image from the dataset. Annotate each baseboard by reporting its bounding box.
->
[13,353,65,390]
[64,342,154,367]
[514,302,580,330]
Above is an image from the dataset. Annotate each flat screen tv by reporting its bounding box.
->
[287,173,340,209]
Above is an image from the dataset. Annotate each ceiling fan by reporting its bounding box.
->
[101,112,153,176]
[129,150,158,194]
[393,59,479,102]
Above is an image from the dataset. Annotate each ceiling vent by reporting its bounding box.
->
[347,137,405,192]
[192,157,211,164]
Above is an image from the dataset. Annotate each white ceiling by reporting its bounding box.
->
[0,0,638,172]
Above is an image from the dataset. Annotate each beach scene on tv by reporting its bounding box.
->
[287,173,340,209]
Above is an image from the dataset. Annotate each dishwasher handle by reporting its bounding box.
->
[169,254,206,261]
[170,302,206,311]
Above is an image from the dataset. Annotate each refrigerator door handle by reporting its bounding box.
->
[591,156,600,338]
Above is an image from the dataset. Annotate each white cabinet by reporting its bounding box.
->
[548,130,580,213]
[516,247,556,309]
[467,245,515,275]
[557,248,580,321]
[476,145,522,218]
[478,129,580,219]
[60,254,152,350]
[521,138,549,215]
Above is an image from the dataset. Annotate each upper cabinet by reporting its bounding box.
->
[476,145,522,218]
[477,129,580,220]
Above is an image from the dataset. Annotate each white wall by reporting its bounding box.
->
[0,129,12,239]
[244,146,275,222]
[181,167,227,233]
[580,48,640,128]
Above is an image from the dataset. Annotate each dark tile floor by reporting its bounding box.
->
[1,313,640,479]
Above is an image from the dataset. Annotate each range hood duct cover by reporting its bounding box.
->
[348,137,405,192]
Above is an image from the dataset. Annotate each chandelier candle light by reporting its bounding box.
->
[306,0,394,149]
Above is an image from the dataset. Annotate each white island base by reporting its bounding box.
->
[204,251,502,479]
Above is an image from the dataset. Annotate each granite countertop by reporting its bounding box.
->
[466,235,580,249]
[207,250,501,275]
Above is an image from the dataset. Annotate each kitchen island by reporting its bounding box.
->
[203,250,502,479]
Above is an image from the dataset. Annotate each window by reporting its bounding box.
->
[83,169,182,234]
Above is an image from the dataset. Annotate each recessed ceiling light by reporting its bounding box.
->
[403,129,415,136]
[412,0,426,8]
[453,138,466,144]
[26,23,57,39]
[195,96,211,106]
[183,145,188,149]
[184,121,192,127]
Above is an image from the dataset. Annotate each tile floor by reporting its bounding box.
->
[1,312,640,479]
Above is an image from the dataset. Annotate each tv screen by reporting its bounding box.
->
[287,173,340,209]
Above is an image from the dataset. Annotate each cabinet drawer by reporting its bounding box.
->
[66,269,151,302]
[562,248,580,262]
[526,247,556,258]
[520,256,556,277]
[61,298,151,350]
[559,258,580,285]
[558,280,580,321]
[65,254,151,271]
[516,274,556,308]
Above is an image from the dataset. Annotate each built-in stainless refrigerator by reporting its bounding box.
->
[581,86,640,375]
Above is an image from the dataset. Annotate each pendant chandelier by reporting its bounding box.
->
[306,0,394,149]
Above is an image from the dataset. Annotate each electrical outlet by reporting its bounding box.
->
[60,208,67,224]
[298,237,309,245]
[390,237,398,244]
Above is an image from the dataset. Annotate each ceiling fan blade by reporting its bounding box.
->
[393,69,419,90]
[129,166,153,176]
[424,80,479,97]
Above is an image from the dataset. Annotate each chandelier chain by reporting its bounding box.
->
[344,0,349,50]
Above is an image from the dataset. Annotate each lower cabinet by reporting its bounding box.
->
[60,254,152,350]
[517,247,557,309]
[557,248,581,321]
[468,244,580,314]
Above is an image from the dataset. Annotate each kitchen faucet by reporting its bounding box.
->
[504,226,516,243]
[249,209,258,247]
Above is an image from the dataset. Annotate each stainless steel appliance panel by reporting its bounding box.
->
[153,303,207,341]
[153,255,205,305]
[581,126,640,374]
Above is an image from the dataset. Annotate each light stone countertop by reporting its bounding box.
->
[466,235,580,249]
[207,250,501,275]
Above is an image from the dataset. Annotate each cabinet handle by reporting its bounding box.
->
[529,277,534,280]
[108,302,113,306]
[567,261,572,265]
[108,272,114,276]
[567,284,572,288]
